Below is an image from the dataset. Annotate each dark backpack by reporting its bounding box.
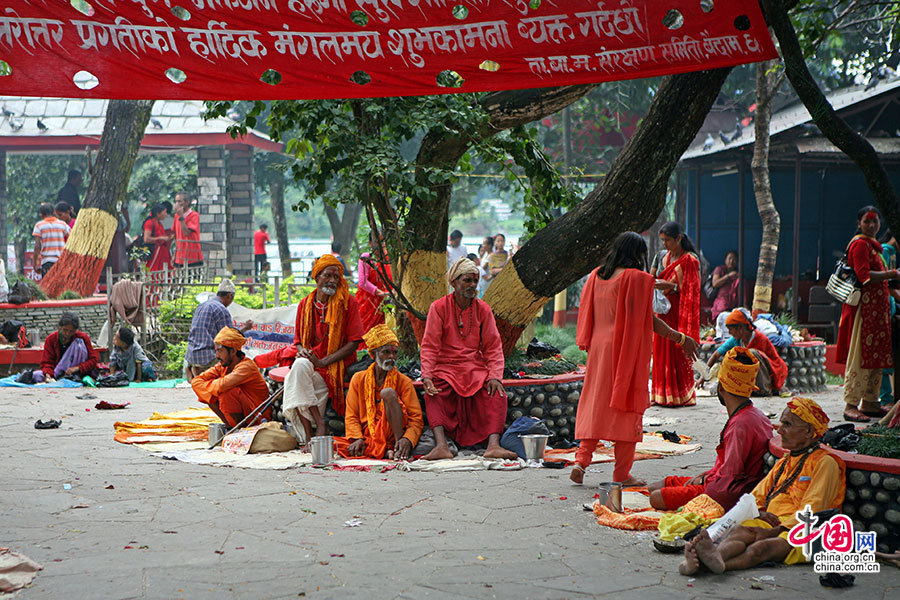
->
[7,281,32,305]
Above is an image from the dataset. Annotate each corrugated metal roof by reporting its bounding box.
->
[0,96,279,151]
[682,76,900,160]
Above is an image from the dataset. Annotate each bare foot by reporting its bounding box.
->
[679,539,700,576]
[484,445,518,460]
[570,465,585,485]
[421,444,454,461]
[619,475,647,487]
[694,530,725,574]
[314,419,329,436]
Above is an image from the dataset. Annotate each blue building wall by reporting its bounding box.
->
[682,167,900,278]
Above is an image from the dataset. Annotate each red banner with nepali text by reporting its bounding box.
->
[0,1,777,100]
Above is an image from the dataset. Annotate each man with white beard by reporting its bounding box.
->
[282,254,363,442]
[335,324,424,460]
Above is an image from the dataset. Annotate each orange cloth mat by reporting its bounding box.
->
[114,407,222,444]
[593,492,724,531]
[543,447,661,467]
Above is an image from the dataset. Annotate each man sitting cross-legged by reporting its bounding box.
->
[335,324,424,461]
[680,397,845,575]
[283,254,363,442]
[648,347,772,511]
[192,327,270,428]
[419,257,517,461]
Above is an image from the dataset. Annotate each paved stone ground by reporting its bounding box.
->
[1,384,897,599]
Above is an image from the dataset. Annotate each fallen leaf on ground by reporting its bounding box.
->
[477,555,485,561]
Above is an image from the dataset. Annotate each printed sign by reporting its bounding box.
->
[1,1,777,100]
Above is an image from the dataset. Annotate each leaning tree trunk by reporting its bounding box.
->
[751,59,782,314]
[41,100,153,297]
[269,177,292,277]
[325,203,363,263]
[400,85,598,341]
[763,0,900,234]
[484,68,733,353]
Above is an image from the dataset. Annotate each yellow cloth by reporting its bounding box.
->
[214,326,246,350]
[657,494,725,541]
[740,518,806,564]
[787,397,830,437]
[725,308,753,327]
[719,346,760,396]
[447,257,479,284]
[751,447,846,529]
[114,407,221,444]
[362,324,398,357]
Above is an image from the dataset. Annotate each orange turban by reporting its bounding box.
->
[363,324,399,357]
[719,346,759,397]
[311,254,345,279]
[214,326,246,350]
[725,308,753,328]
[787,397,830,437]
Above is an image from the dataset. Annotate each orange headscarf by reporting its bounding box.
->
[214,326,246,350]
[787,397,830,437]
[298,254,351,413]
[362,324,398,358]
[725,308,753,328]
[719,346,759,397]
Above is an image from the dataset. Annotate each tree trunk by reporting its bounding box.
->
[325,203,363,265]
[484,68,733,353]
[751,60,782,314]
[269,177,292,277]
[400,85,598,340]
[762,0,900,235]
[41,100,153,297]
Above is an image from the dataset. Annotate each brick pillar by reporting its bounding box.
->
[0,150,7,265]
[228,146,255,277]
[196,146,227,277]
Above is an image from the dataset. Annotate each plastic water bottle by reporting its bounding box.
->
[706,493,760,544]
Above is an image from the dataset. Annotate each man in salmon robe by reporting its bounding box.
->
[419,258,517,461]
[335,324,423,460]
[192,327,270,428]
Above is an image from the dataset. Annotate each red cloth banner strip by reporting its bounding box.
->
[0,1,777,100]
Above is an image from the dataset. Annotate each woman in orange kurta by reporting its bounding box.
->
[652,221,701,407]
[571,232,699,486]
[836,206,900,421]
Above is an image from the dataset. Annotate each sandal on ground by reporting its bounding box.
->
[569,464,585,485]
[861,406,888,418]
[843,410,871,423]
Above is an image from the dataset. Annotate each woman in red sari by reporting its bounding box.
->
[652,222,701,407]
[356,237,392,345]
[143,203,172,272]
[836,206,900,422]
[571,232,699,486]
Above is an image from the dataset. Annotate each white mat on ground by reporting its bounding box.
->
[398,456,524,472]
[155,448,313,469]
[548,434,701,464]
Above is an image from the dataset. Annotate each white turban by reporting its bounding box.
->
[447,257,480,285]
[217,278,236,294]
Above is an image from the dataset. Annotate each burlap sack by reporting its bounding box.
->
[248,421,299,454]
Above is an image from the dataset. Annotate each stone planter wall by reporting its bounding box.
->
[698,340,827,394]
[270,373,585,440]
[764,440,900,553]
[0,298,107,344]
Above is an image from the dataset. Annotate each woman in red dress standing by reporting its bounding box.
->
[143,203,172,272]
[651,221,701,407]
[836,206,900,422]
[571,232,699,486]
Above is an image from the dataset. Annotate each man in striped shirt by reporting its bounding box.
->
[33,204,71,276]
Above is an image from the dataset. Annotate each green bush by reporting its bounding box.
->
[58,289,82,300]
[5,273,47,301]
[163,340,188,374]
[561,344,587,365]
[855,425,900,460]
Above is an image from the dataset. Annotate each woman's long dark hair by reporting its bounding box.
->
[855,205,881,235]
[659,221,697,254]
[150,203,166,219]
[598,232,648,280]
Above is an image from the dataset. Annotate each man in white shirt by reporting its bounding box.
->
[446,230,468,267]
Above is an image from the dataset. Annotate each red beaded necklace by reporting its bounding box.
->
[454,299,474,338]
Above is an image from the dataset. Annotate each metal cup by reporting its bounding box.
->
[309,435,335,466]
[208,423,227,447]
[597,482,623,512]
[520,434,549,467]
